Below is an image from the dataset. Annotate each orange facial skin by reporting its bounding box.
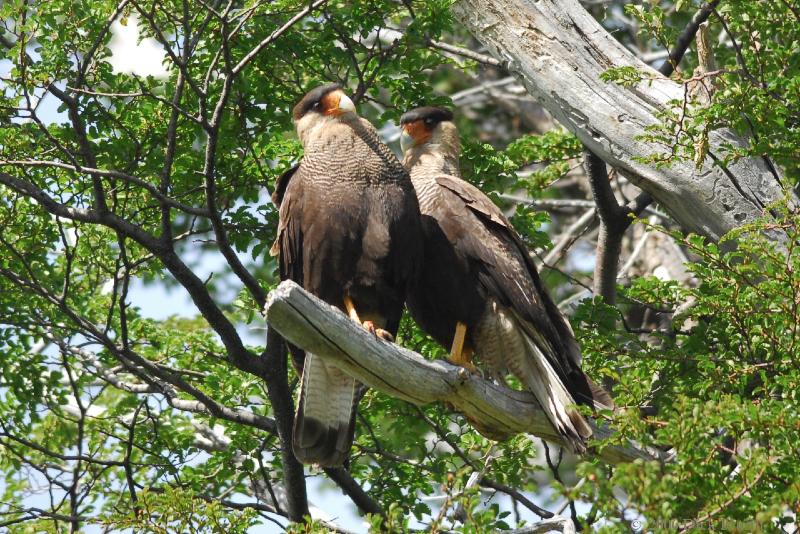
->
[402,120,433,146]
[321,90,344,116]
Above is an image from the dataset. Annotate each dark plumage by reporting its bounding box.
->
[400,106,611,452]
[272,85,422,466]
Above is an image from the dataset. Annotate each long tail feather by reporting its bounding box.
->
[477,301,591,453]
[292,353,359,467]
[518,333,593,453]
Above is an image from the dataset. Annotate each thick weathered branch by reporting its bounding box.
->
[451,0,793,242]
[581,0,714,306]
[264,281,663,465]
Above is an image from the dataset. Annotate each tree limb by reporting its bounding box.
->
[659,1,721,78]
[584,150,652,305]
[0,160,209,217]
[0,171,263,376]
[231,0,331,75]
[427,39,503,67]
[262,326,309,521]
[581,0,715,305]
[323,467,385,517]
[264,281,664,465]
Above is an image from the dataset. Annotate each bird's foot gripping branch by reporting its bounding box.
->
[264,280,664,465]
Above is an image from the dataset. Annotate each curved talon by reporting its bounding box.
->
[361,321,393,342]
[448,356,478,375]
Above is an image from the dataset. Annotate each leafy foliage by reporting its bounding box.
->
[574,203,800,532]
[602,1,800,181]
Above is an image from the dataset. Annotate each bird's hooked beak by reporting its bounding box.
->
[337,92,356,114]
[400,121,431,153]
[323,90,356,117]
[400,126,413,154]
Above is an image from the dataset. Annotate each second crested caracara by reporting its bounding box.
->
[400,106,611,452]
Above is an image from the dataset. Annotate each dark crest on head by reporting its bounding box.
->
[293,83,342,121]
[400,106,453,127]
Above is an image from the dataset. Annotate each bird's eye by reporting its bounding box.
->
[424,118,434,127]
[312,101,321,109]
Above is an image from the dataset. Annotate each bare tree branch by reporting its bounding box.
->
[427,39,503,67]
[578,0,718,306]
[262,327,309,521]
[323,467,385,518]
[0,160,209,217]
[0,171,264,376]
[584,151,652,305]
[232,0,330,75]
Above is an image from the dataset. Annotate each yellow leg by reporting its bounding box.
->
[343,295,394,342]
[448,322,476,372]
[343,295,360,323]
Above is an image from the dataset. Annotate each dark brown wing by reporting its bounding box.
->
[273,164,360,467]
[269,164,300,259]
[273,164,305,286]
[406,210,486,348]
[433,175,606,407]
[272,163,300,208]
[271,165,306,374]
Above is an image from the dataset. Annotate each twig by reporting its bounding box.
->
[232,0,330,75]
[451,77,517,102]
[0,160,208,217]
[541,208,597,267]
[427,39,503,67]
[678,466,766,533]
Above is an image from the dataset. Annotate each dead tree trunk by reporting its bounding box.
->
[450,0,793,242]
